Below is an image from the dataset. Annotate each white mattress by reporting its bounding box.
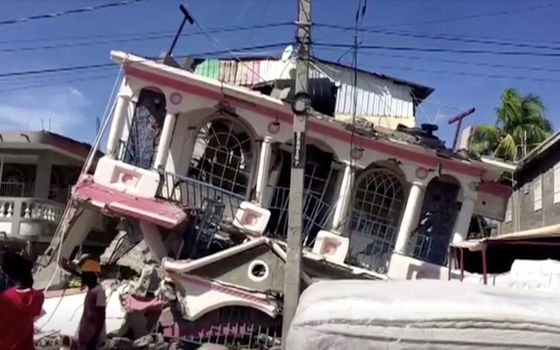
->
[286,279,560,350]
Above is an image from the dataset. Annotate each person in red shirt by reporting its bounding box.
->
[0,252,44,350]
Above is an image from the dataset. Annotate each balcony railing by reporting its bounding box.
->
[157,171,245,220]
[267,186,335,246]
[411,233,434,262]
[0,182,26,197]
[0,198,65,238]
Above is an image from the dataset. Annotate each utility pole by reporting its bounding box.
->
[282,0,311,344]
[448,107,475,150]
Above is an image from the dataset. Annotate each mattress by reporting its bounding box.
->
[286,279,560,350]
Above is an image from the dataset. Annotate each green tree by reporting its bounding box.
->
[470,88,553,161]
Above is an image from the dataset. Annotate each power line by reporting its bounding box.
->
[0,63,114,79]
[0,73,117,93]
[372,1,560,29]
[0,0,155,26]
[0,42,291,82]
[315,23,560,52]
[0,22,292,54]
[314,42,560,57]
[360,62,560,84]
[314,46,560,74]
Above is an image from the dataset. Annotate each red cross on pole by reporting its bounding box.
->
[448,107,475,150]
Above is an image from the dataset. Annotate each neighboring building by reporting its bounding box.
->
[0,131,104,257]
[193,56,434,129]
[501,131,560,234]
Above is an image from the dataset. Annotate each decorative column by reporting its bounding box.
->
[34,152,52,198]
[451,195,476,244]
[153,112,177,171]
[255,137,272,206]
[331,163,354,233]
[106,93,131,159]
[393,181,425,255]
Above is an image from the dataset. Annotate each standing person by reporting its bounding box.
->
[63,256,107,350]
[0,252,45,350]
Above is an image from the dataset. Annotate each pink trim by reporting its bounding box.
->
[478,181,512,199]
[125,66,485,178]
[122,294,164,311]
[73,175,188,229]
[167,272,273,306]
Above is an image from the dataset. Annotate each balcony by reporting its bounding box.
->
[0,197,65,240]
[0,182,30,197]
[157,171,245,220]
[267,185,335,246]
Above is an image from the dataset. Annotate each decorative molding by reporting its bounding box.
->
[169,92,182,105]
[415,167,429,180]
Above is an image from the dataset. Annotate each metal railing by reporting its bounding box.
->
[171,306,282,350]
[411,233,434,262]
[267,185,335,246]
[347,215,398,273]
[157,170,245,220]
[0,182,25,197]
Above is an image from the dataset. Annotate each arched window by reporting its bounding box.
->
[349,167,405,273]
[1,165,25,197]
[188,117,255,197]
[122,88,167,169]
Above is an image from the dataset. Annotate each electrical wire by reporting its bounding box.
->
[0,42,290,84]
[314,42,560,57]
[0,23,292,54]
[0,73,117,93]
[314,45,560,76]
[0,63,113,79]
[358,62,560,84]
[0,0,155,26]
[315,23,560,52]
[367,1,560,30]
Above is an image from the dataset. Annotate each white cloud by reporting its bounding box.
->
[0,86,91,140]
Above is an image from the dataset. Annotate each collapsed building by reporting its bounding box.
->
[33,51,514,349]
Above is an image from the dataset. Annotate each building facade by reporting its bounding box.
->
[0,131,104,256]
[193,56,433,130]
[501,131,560,234]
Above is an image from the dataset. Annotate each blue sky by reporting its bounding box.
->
[0,0,559,146]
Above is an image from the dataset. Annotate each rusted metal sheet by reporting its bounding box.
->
[311,61,414,119]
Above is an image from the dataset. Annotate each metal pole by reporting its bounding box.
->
[282,0,311,344]
[448,107,475,150]
[167,5,194,58]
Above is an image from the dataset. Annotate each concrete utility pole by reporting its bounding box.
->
[282,0,311,344]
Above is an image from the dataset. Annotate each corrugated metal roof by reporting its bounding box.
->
[192,57,427,119]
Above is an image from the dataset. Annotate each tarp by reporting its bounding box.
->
[286,279,560,350]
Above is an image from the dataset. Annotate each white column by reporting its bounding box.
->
[331,163,354,233]
[451,195,476,244]
[255,137,272,206]
[153,112,177,170]
[34,152,52,198]
[394,181,425,255]
[106,94,131,159]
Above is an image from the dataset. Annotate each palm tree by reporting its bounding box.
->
[470,88,553,161]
